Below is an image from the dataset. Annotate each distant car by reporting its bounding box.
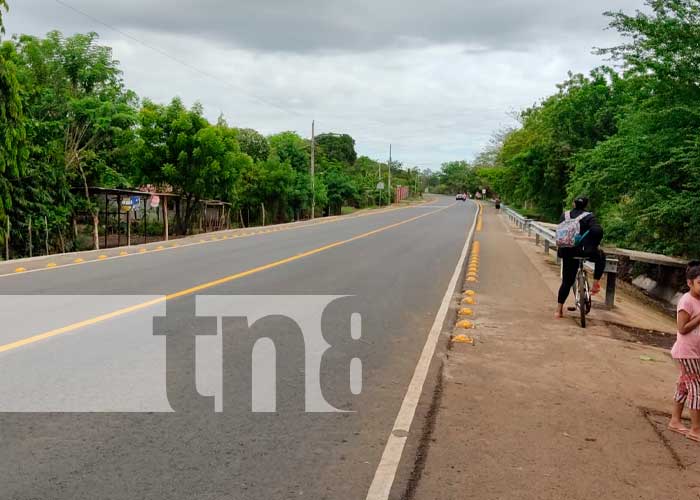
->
[456,193,467,201]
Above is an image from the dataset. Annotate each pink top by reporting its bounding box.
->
[672,293,700,359]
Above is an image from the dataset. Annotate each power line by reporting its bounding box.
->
[53,0,300,117]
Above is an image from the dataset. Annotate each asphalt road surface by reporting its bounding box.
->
[0,196,477,500]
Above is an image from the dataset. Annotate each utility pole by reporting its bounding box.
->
[377,161,382,207]
[310,120,316,219]
[388,144,392,205]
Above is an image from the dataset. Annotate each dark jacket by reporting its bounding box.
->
[557,209,604,256]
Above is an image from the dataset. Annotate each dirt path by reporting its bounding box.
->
[411,204,700,500]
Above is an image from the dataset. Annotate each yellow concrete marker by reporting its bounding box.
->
[74,258,85,263]
[200,239,207,243]
[456,320,475,330]
[15,267,26,273]
[170,244,178,248]
[462,297,476,305]
[98,255,108,260]
[452,334,475,344]
[139,248,147,253]
[120,251,129,256]
[463,290,476,296]
[467,272,478,278]
[466,277,478,283]
[47,262,57,268]
[458,308,474,317]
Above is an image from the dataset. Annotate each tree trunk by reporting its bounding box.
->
[180,195,197,235]
[58,228,66,254]
[78,166,99,250]
[174,198,182,235]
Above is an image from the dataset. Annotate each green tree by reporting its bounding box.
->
[135,98,251,234]
[268,131,309,172]
[0,0,7,35]
[315,133,357,166]
[236,128,270,162]
[438,161,480,194]
[0,38,28,253]
[11,31,138,250]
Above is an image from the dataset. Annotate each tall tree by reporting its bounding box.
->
[0,0,28,253]
[135,98,250,234]
[12,31,138,249]
[316,133,357,166]
[236,128,270,162]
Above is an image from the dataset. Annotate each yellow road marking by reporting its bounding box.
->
[0,199,438,279]
[98,255,108,260]
[0,203,455,355]
[15,267,26,273]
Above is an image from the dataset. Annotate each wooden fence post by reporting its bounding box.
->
[28,218,33,258]
[127,209,131,246]
[163,198,169,242]
[4,217,9,261]
[44,215,49,255]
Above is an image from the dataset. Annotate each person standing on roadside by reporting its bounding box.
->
[555,197,606,319]
[668,261,700,442]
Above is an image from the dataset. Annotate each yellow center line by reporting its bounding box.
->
[0,199,436,279]
[0,202,455,355]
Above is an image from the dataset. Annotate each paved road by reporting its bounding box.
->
[0,196,477,500]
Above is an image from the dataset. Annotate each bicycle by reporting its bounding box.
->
[568,257,592,328]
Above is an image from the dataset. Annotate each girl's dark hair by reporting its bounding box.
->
[687,260,700,281]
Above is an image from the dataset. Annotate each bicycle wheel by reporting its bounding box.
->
[577,271,587,328]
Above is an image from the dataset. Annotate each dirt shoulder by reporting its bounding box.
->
[409,204,699,500]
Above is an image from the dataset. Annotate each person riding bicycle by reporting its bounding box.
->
[555,196,606,319]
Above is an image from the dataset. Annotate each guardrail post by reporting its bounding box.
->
[606,273,617,309]
[544,240,550,255]
[535,233,540,246]
[526,220,532,237]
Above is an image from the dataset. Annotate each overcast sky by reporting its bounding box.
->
[4,0,643,170]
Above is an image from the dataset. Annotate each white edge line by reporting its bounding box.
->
[365,201,479,500]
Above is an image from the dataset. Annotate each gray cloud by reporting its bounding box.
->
[4,0,646,169]
[14,0,641,53]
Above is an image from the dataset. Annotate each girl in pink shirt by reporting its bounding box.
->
[669,261,700,442]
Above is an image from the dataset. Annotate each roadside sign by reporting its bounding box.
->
[150,195,160,208]
[120,198,133,212]
[482,189,487,195]
[131,196,141,207]
[377,182,385,190]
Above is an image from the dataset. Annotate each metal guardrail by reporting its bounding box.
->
[501,204,619,308]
